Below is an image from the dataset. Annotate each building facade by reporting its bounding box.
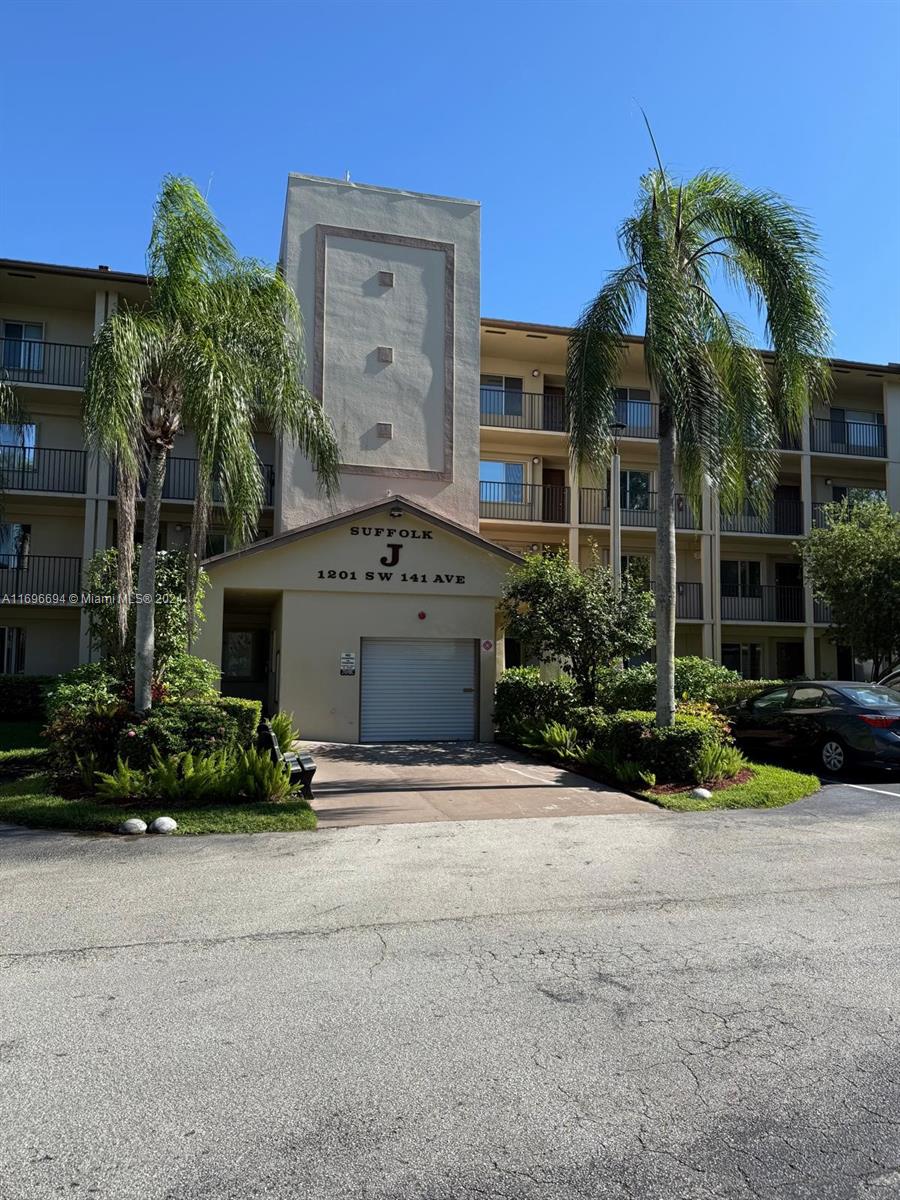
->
[1,174,899,739]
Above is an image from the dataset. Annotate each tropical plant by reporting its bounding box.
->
[800,497,900,680]
[94,756,145,803]
[566,158,830,724]
[270,711,300,753]
[83,175,340,710]
[498,548,655,704]
[695,741,747,784]
[232,748,293,803]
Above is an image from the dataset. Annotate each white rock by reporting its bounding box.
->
[149,816,178,835]
[119,818,147,835]
[691,787,713,800]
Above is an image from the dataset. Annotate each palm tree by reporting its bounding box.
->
[84,176,340,711]
[566,167,831,725]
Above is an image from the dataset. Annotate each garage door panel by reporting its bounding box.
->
[360,638,477,742]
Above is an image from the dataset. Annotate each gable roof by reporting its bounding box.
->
[203,495,523,568]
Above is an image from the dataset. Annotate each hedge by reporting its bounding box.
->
[493,668,577,735]
[0,675,54,721]
[117,698,263,768]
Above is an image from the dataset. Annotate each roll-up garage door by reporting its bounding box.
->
[360,638,477,742]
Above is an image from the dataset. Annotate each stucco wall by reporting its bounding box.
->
[278,175,481,532]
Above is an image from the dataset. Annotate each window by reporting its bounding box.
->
[722,642,762,679]
[613,387,653,434]
[839,686,900,710]
[2,322,44,372]
[0,524,30,568]
[750,685,791,712]
[480,460,525,503]
[789,686,827,708]
[620,470,651,510]
[480,374,524,417]
[0,422,37,473]
[720,560,761,598]
[0,627,26,673]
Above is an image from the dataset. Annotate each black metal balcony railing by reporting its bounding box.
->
[0,554,83,602]
[110,458,276,506]
[0,339,92,389]
[721,585,805,623]
[578,489,697,529]
[648,580,704,620]
[613,399,658,439]
[479,389,567,432]
[720,500,803,536]
[813,598,833,625]
[810,417,886,458]
[0,445,87,493]
[812,501,828,529]
[479,481,570,523]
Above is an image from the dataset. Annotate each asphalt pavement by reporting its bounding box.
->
[2,775,900,1199]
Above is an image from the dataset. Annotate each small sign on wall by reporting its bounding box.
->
[481,640,494,653]
[340,652,357,676]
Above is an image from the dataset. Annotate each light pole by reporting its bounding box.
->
[609,421,626,590]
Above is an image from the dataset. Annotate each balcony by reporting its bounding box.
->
[0,554,83,603]
[110,457,276,507]
[720,500,803,536]
[813,598,833,624]
[812,501,828,529]
[578,489,697,529]
[479,388,567,432]
[479,481,570,523]
[0,445,86,493]
[1,339,92,389]
[721,585,805,623]
[810,417,886,458]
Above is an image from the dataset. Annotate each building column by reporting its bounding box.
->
[800,423,816,678]
[700,478,714,659]
[609,451,622,589]
[568,464,580,562]
[885,379,900,512]
[708,486,722,663]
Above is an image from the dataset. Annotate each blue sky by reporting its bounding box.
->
[2,0,898,362]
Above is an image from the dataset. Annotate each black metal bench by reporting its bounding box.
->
[257,721,316,799]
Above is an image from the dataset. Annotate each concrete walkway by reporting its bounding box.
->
[303,740,658,827]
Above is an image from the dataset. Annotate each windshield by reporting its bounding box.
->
[841,685,900,709]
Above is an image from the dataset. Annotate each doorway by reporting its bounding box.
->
[774,561,803,621]
[542,467,567,522]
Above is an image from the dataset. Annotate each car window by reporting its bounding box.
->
[789,686,826,708]
[751,687,791,712]
[840,685,900,709]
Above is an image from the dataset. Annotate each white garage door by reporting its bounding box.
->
[360,638,477,742]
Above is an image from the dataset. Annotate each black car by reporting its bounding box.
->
[729,681,900,774]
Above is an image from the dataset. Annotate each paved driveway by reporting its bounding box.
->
[305,740,657,826]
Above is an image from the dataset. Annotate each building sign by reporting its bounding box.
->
[481,639,494,652]
[340,651,356,676]
[315,525,467,587]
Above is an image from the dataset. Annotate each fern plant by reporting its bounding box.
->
[233,748,293,802]
[95,756,145,802]
[270,711,300,753]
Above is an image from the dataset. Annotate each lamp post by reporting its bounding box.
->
[609,421,626,590]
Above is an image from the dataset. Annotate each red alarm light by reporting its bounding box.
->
[418,611,426,620]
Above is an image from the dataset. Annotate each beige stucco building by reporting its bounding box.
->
[2,173,899,740]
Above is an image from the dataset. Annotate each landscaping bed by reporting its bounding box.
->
[640,764,820,812]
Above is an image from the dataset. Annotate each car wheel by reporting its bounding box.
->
[820,736,848,775]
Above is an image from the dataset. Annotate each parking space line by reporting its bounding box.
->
[843,783,900,799]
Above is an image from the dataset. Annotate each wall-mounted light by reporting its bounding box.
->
[531,368,540,378]
[389,505,403,519]
[532,456,540,465]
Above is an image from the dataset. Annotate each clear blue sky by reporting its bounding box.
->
[2,0,898,363]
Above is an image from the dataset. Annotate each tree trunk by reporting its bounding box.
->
[133,442,167,712]
[186,466,211,646]
[655,401,677,726]
[115,460,137,661]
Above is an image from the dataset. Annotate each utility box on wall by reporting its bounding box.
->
[277,174,482,532]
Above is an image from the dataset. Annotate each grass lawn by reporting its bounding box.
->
[640,762,820,812]
[0,721,49,773]
[0,772,317,835]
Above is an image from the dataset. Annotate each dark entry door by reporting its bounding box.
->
[774,561,803,621]
[543,386,566,432]
[542,468,567,522]
[774,484,801,534]
[222,628,270,710]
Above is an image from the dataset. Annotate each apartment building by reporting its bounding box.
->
[1,173,898,739]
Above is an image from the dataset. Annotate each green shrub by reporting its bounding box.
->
[95,757,145,802]
[707,678,784,709]
[45,662,122,721]
[46,707,131,780]
[231,748,293,803]
[0,676,53,720]
[594,657,743,712]
[695,741,748,783]
[146,747,238,807]
[270,711,300,753]
[569,706,610,747]
[521,720,581,761]
[600,709,723,785]
[117,698,261,768]
[159,653,220,701]
[494,668,577,739]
